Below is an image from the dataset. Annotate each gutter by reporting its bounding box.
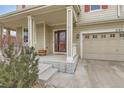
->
[76,17,124,27]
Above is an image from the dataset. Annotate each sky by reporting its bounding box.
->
[0,5,16,15]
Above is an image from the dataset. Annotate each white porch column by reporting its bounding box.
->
[80,32,83,59]
[43,23,46,50]
[27,16,33,47]
[32,18,37,48]
[66,6,73,62]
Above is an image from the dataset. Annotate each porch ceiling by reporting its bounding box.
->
[1,5,67,29]
[34,9,66,26]
[3,18,27,29]
[3,9,66,29]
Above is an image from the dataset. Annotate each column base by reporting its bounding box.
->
[66,56,73,62]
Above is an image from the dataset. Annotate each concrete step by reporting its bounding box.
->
[38,63,52,74]
[39,68,58,82]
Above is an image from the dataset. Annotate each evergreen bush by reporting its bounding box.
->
[0,36,39,88]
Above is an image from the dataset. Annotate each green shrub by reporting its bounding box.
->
[0,44,39,88]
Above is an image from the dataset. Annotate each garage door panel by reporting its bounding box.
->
[84,54,124,61]
[119,40,124,46]
[83,32,124,61]
[116,47,124,54]
[84,47,117,54]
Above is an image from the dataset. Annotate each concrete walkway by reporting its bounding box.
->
[47,59,124,88]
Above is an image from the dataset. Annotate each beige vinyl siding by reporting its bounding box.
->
[35,24,53,54]
[16,5,23,10]
[73,21,124,58]
[52,25,66,30]
[25,5,36,8]
[45,25,52,54]
[77,5,118,25]
[16,27,22,40]
[36,24,44,50]
[16,5,36,10]
[49,26,53,54]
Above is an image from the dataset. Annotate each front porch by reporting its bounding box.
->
[38,54,79,73]
[0,5,81,73]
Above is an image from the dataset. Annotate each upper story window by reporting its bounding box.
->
[91,5,100,11]
[84,5,108,12]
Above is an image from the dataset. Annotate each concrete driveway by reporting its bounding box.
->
[47,59,124,88]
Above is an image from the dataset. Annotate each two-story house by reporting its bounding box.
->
[0,5,124,73]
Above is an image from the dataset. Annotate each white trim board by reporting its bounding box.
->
[43,23,46,50]
[80,28,124,59]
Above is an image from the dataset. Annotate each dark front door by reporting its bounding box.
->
[54,30,66,52]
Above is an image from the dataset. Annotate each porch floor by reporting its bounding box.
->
[38,54,67,63]
[38,54,79,73]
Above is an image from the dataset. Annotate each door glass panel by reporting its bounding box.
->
[59,32,66,52]
[54,31,66,52]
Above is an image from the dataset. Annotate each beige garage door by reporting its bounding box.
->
[83,32,124,61]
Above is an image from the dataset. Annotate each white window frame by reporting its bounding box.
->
[89,5,102,12]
